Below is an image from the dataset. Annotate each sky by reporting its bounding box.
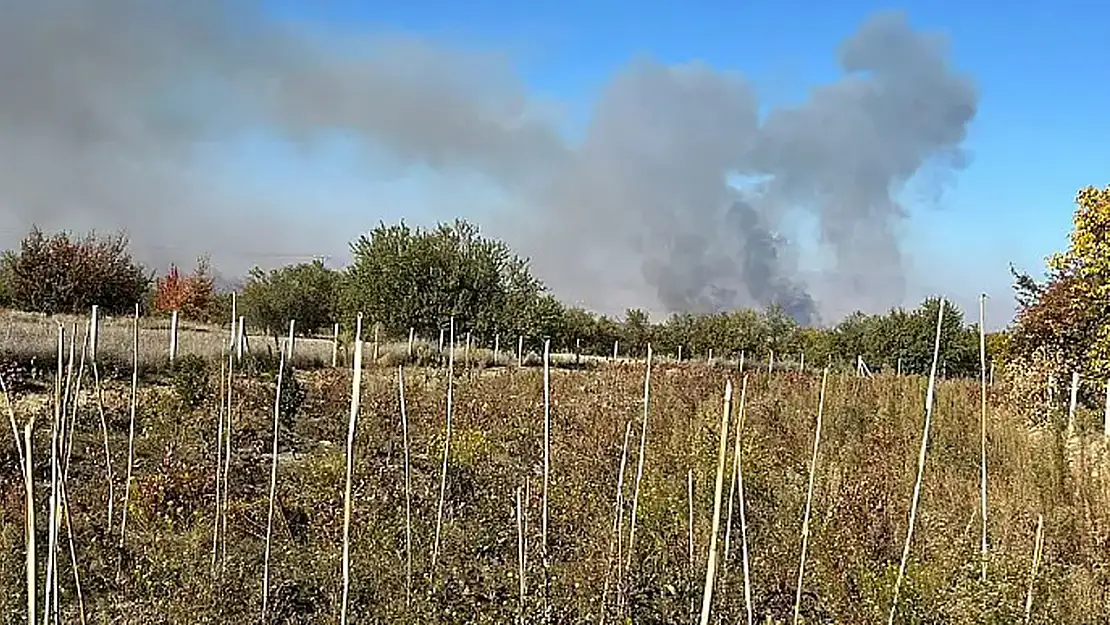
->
[4,0,1107,329]
[261,0,1105,327]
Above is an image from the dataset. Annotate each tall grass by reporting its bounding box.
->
[1,319,1109,622]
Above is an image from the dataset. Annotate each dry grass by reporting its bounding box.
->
[0,344,1107,623]
[0,310,611,374]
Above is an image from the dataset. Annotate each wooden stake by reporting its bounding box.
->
[339,313,363,625]
[625,344,653,572]
[432,317,456,572]
[89,305,99,363]
[331,323,340,368]
[119,304,139,550]
[1023,514,1045,624]
[398,366,413,607]
[169,310,179,363]
[792,369,829,625]
[887,299,946,625]
[697,379,733,625]
[978,293,989,582]
[24,420,35,625]
[262,320,293,621]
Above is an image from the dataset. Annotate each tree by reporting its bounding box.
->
[1010,185,1110,379]
[0,251,15,308]
[153,257,215,321]
[7,227,150,315]
[341,220,544,341]
[622,309,653,357]
[241,260,340,340]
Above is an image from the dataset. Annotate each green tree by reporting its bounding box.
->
[622,309,653,357]
[241,260,340,340]
[341,220,543,341]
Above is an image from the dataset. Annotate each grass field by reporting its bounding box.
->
[0,311,1107,623]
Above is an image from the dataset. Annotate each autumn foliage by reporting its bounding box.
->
[3,227,150,315]
[153,258,215,321]
[1010,185,1110,379]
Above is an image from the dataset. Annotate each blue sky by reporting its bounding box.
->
[237,0,1107,324]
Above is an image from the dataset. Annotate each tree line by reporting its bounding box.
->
[0,221,1000,377]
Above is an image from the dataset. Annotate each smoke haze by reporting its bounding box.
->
[0,1,978,323]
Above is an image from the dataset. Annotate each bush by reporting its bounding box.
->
[241,260,339,339]
[6,226,151,315]
[340,219,544,342]
[170,355,211,410]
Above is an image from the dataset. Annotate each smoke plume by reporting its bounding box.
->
[0,1,977,323]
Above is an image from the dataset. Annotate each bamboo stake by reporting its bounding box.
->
[541,338,553,623]
[62,323,89,480]
[432,317,456,572]
[89,304,99,363]
[723,376,750,582]
[59,477,86,625]
[236,315,245,361]
[210,355,226,571]
[169,310,179,363]
[43,325,62,624]
[88,356,114,535]
[688,468,696,625]
[736,378,754,625]
[229,293,237,350]
[119,304,139,550]
[601,420,633,615]
[687,469,695,569]
[792,368,829,625]
[262,320,293,621]
[1023,514,1045,624]
[625,344,653,572]
[1,374,26,484]
[697,379,733,625]
[516,485,526,622]
[887,299,946,625]
[331,323,340,367]
[978,293,989,582]
[398,365,413,608]
[339,313,363,625]
[25,420,36,625]
[408,327,415,360]
[220,351,234,570]
[518,335,524,367]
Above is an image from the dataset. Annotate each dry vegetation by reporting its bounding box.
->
[0,312,1107,624]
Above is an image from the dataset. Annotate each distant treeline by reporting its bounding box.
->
[0,222,1001,377]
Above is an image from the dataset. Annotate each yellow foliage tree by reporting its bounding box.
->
[1013,185,1110,380]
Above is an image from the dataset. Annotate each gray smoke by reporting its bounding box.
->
[0,2,977,323]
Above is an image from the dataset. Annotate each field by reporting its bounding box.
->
[0,311,1108,624]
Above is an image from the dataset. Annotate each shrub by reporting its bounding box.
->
[6,226,151,315]
[340,219,544,342]
[170,354,211,410]
[241,260,339,340]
